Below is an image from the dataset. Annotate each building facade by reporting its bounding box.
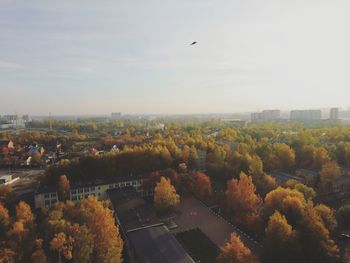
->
[34,177,144,209]
[290,110,322,121]
[330,108,339,120]
[251,110,281,122]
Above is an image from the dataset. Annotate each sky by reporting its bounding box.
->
[1,0,350,115]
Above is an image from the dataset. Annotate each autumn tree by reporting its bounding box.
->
[263,187,340,263]
[80,196,123,263]
[298,206,339,263]
[50,232,73,263]
[16,201,34,225]
[31,239,48,263]
[154,176,180,212]
[319,161,340,193]
[0,185,16,211]
[58,175,70,201]
[343,142,350,167]
[294,183,316,201]
[0,202,9,235]
[314,204,337,232]
[0,247,15,263]
[188,171,212,200]
[6,220,26,262]
[249,155,277,195]
[313,147,330,169]
[337,204,350,228]
[263,211,302,263]
[67,223,94,263]
[225,172,261,230]
[274,143,296,171]
[217,233,258,263]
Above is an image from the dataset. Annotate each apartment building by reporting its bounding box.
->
[290,110,322,121]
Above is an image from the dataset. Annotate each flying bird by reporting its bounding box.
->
[190,41,197,45]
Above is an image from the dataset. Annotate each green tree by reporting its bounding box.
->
[336,204,350,228]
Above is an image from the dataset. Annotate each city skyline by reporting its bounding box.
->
[1,0,350,115]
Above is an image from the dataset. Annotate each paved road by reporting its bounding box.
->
[171,195,262,255]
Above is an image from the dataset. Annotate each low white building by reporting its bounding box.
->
[0,175,12,184]
[34,176,144,209]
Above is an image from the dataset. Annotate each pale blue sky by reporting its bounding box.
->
[1,0,350,115]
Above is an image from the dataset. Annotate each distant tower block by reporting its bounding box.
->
[330,108,339,120]
[49,112,52,130]
[111,112,122,120]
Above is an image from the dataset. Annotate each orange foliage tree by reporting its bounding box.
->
[58,175,70,201]
[80,196,123,263]
[225,172,261,229]
[16,201,34,224]
[217,233,258,263]
[264,211,302,263]
[189,171,212,200]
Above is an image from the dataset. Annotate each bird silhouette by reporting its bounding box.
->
[190,41,197,45]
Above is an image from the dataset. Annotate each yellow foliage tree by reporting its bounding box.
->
[217,233,258,263]
[225,172,261,227]
[80,196,123,263]
[319,161,340,192]
[264,211,301,263]
[50,232,73,263]
[58,175,70,201]
[154,176,180,212]
[16,201,34,224]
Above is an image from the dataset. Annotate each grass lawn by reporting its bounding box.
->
[175,228,219,263]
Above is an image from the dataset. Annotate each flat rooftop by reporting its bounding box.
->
[108,187,161,231]
[127,225,194,263]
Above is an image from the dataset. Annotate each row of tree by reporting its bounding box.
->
[0,196,123,263]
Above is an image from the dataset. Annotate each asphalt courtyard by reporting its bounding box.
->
[171,195,262,255]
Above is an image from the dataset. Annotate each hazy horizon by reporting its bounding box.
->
[1,0,350,115]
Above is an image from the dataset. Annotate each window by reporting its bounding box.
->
[121,183,125,187]
[97,186,100,190]
[126,182,131,186]
[109,184,113,189]
[71,190,77,194]
[133,181,137,186]
[45,200,50,206]
[114,184,119,188]
[90,186,95,191]
[84,187,89,192]
[51,193,57,198]
[98,193,101,197]
[44,194,49,198]
[78,189,83,193]
[72,196,78,201]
